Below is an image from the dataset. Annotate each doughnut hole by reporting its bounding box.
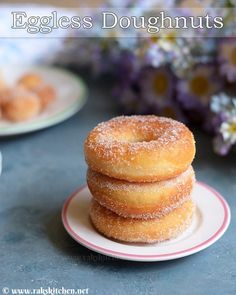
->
[33,84,56,110]
[18,73,43,91]
[2,87,41,122]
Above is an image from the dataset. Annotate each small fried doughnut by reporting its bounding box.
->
[0,73,6,91]
[0,87,12,106]
[87,166,195,219]
[17,73,43,91]
[90,199,195,243]
[34,84,56,110]
[1,87,41,122]
[84,115,195,182]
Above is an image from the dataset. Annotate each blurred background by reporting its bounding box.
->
[1,0,236,154]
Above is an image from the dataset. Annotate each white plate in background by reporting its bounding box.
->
[0,66,87,136]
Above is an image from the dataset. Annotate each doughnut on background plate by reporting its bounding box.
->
[0,66,87,136]
[62,182,230,262]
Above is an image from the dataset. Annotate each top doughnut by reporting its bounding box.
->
[84,115,195,182]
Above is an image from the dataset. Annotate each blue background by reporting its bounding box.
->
[0,77,235,295]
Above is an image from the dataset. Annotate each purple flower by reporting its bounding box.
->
[139,66,175,109]
[218,38,236,82]
[177,64,222,110]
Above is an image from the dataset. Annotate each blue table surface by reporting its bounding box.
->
[0,77,235,295]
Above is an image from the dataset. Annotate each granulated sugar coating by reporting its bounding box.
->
[84,115,196,182]
[87,115,186,151]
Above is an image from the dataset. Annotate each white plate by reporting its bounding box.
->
[0,66,87,136]
[62,182,231,262]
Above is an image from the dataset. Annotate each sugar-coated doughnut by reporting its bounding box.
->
[0,73,6,92]
[84,115,195,182]
[90,199,195,243]
[87,166,195,219]
[1,87,41,122]
[0,88,12,106]
[33,85,56,110]
[17,73,43,91]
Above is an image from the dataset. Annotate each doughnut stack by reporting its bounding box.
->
[84,115,196,243]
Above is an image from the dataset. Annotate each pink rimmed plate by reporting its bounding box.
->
[62,182,230,262]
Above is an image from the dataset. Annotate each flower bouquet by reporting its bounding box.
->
[58,0,236,155]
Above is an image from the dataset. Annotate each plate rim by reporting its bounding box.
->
[61,182,231,261]
[0,66,87,136]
